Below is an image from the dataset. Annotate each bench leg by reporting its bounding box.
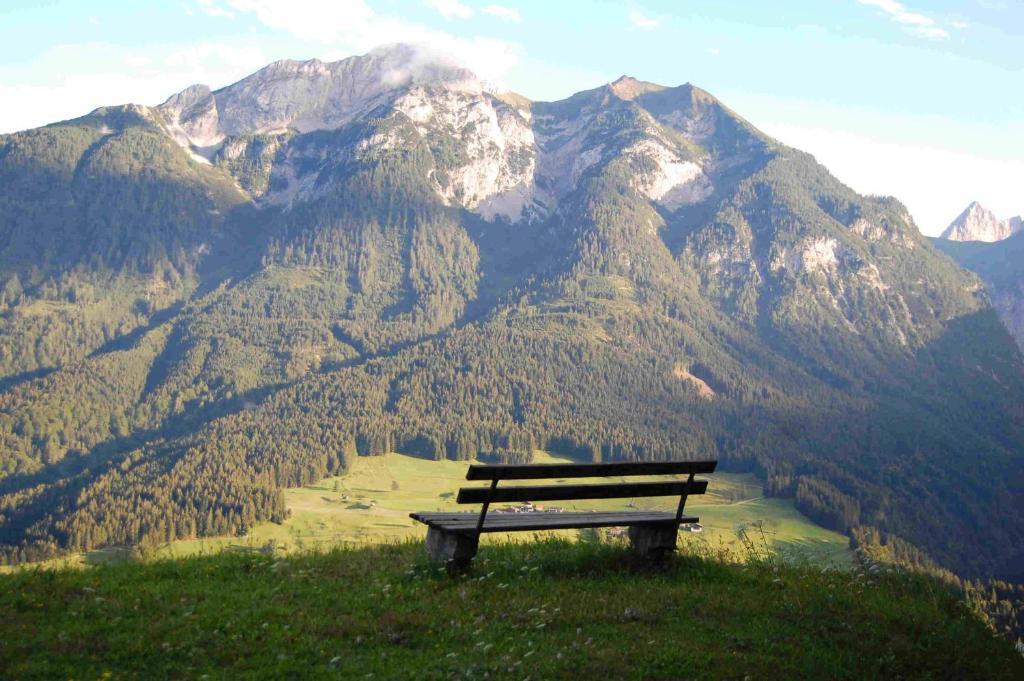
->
[426,527,479,570]
[628,523,678,561]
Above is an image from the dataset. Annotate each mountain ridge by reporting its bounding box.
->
[146,45,764,225]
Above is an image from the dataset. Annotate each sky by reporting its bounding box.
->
[0,1,1020,235]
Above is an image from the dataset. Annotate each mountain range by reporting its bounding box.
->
[0,45,1022,582]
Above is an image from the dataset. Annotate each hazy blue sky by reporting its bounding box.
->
[1,0,1020,234]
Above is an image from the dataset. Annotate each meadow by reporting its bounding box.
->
[1,452,850,571]
[137,452,848,566]
[2,541,1019,680]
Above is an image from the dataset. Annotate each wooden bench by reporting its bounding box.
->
[410,460,716,568]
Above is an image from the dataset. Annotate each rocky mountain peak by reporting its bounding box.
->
[608,75,666,101]
[249,44,481,93]
[159,84,213,118]
[155,43,484,148]
[940,201,1023,242]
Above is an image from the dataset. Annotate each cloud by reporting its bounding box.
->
[763,121,1024,235]
[911,25,950,39]
[224,0,375,41]
[422,0,474,20]
[706,47,721,56]
[223,0,522,82]
[418,0,523,24]
[857,0,949,39]
[0,42,268,134]
[629,9,662,30]
[0,0,526,135]
[197,0,235,18]
[481,4,522,23]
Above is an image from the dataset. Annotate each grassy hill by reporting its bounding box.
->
[1,541,1019,680]
[11,452,850,569]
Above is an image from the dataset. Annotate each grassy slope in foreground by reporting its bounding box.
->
[88,452,849,567]
[1,541,1020,680]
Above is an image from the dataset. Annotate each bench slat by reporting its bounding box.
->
[413,511,675,523]
[456,479,708,504]
[465,460,716,481]
[410,510,698,533]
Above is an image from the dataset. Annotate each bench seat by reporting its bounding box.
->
[411,459,716,568]
[410,510,698,534]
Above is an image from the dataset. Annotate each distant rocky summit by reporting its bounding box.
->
[934,202,1024,351]
[939,201,1022,242]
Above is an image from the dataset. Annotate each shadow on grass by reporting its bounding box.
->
[387,536,755,586]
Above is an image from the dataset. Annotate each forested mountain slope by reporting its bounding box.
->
[1,45,1022,582]
[934,230,1024,350]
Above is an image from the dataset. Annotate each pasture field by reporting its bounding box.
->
[2,452,850,570]
[155,451,850,565]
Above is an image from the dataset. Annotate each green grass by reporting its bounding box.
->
[159,451,850,565]
[0,541,1018,680]
[7,452,850,570]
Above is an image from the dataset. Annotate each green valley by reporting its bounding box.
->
[6,452,849,570]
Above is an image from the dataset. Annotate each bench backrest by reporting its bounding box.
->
[457,460,717,534]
